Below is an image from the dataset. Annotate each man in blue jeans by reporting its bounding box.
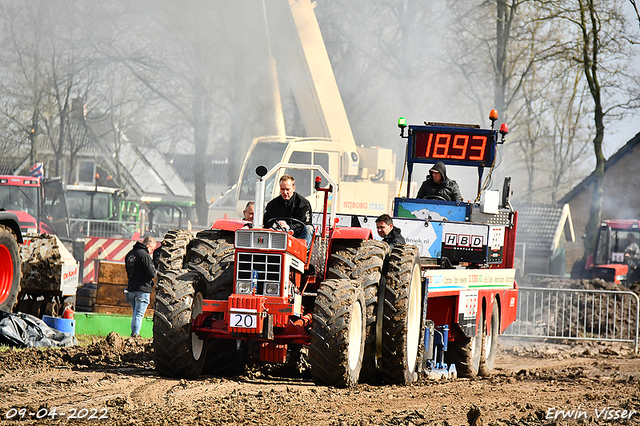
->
[125,236,157,337]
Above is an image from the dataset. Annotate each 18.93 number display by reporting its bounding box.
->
[409,127,496,166]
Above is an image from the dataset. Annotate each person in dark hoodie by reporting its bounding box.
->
[264,174,314,247]
[376,214,405,251]
[416,161,462,201]
[124,236,157,337]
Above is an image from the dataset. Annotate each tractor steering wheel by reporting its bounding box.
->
[266,217,306,233]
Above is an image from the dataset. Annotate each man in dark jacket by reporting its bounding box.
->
[376,214,405,251]
[125,236,157,337]
[416,161,462,202]
[264,175,314,247]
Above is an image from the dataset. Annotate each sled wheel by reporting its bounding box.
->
[447,308,483,378]
[479,299,499,376]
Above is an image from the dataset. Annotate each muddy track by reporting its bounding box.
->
[1,334,639,425]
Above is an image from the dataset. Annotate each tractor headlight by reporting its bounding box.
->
[236,280,252,294]
[264,282,280,295]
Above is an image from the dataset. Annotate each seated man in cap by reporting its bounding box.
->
[416,161,462,202]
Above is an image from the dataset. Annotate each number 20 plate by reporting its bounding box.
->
[230,313,257,329]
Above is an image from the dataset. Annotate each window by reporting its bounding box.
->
[286,151,312,197]
[78,161,95,184]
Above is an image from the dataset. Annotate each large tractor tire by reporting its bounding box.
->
[447,308,484,378]
[479,299,500,376]
[156,230,194,272]
[185,231,235,291]
[0,226,21,313]
[153,270,207,378]
[326,240,387,382]
[379,245,424,385]
[309,279,366,387]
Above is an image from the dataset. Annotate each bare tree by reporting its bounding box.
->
[536,0,640,260]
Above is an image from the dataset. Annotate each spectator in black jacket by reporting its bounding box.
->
[376,214,405,251]
[264,175,314,247]
[125,236,157,337]
[416,161,462,202]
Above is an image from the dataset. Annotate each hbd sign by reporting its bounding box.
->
[444,233,484,248]
[441,223,489,264]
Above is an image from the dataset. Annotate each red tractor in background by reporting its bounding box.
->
[0,176,79,316]
[583,220,640,286]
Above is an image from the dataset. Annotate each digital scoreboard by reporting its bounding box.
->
[407,125,497,167]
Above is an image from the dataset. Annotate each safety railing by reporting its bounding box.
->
[69,219,139,239]
[503,287,639,353]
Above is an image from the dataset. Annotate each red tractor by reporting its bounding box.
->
[583,220,640,286]
[153,164,421,386]
[0,211,23,313]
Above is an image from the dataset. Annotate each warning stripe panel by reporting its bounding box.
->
[84,237,135,262]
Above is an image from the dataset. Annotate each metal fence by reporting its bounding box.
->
[69,219,138,239]
[503,287,639,353]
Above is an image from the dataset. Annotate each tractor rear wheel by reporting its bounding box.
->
[327,240,387,382]
[479,300,499,376]
[447,308,483,378]
[309,279,366,387]
[153,270,207,378]
[0,226,21,313]
[379,245,424,385]
[156,230,194,272]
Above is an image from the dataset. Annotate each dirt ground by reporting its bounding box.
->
[0,333,638,426]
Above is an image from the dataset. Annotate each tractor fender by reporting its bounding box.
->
[211,218,249,233]
[331,227,373,241]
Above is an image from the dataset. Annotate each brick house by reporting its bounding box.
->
[558,131,640,273]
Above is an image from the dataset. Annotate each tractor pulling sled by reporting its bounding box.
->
[153,114,519,387]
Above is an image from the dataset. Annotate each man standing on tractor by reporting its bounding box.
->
[416,161,462,202]
[263,175,314,247]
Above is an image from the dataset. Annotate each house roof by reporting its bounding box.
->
[515,203,575,252]
[168,154,230,186]
[559,131,640,204]
[0,157,25,175]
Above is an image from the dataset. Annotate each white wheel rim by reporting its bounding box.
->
[406,263,422,374]
[191,292,204,360]
[485,318,493,359]
[348,299,363,371]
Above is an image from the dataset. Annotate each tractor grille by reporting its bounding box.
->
[593,267,616,282]
[237,253,282,295]
[236,230,287,250]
